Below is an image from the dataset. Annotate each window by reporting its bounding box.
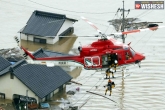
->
[125,52,132,60]
[58,62,67,65]
[10,73,14,79]
[34,37,46,44]
[130,48,135,56]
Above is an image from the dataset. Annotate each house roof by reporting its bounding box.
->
[33,48,73,58]
[13,64,72,99]
[0,56,12,76]
[0,59,27,76]
[20,10,78,37]
[0,56,72,99]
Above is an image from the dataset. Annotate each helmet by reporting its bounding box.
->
[110,69,113,72]
[108,79,112,82]
[114,60,118,64]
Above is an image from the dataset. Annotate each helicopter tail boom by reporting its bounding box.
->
[21,46,36,60]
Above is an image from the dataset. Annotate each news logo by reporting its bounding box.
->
[135,1,164,9]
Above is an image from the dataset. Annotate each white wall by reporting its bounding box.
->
[57,19,73,36]
[20,34,34,41]
[20,20,74,44]
[0,73,38,102]
[0,73,65,103]
[20,33,28,40]
[20,33,58,44]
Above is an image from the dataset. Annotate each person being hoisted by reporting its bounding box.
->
[104,79,115,96]
[107,53,112,68]
[110,69,115,78]
[105,68,110,79]
[112,53,118,72]
[105,68,115,79]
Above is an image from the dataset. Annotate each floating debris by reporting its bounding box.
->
[67,91,75,95]
[0,47,24,62]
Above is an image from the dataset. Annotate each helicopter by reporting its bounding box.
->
[19,17,165,72]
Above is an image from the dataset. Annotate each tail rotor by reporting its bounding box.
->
[14,36,20,46]
[13,36,28,59]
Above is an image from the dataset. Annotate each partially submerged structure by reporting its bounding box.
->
[19,10,78,44]
[0,56,72,103]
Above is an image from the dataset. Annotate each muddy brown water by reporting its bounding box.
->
[21,36,77,53]
[1,35,165,110]
[1,0,165,109]
[0,36,81,110]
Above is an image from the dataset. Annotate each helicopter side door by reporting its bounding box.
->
[84,56,101,69]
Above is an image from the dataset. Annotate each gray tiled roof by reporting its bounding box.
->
[21,10,77,37]
[33,48,73,58]
[0,56,11,76]
[33,48,49,58]
[0,59,27,76]
[13,64,72,99]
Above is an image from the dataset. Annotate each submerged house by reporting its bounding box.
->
[19,10,78,44]
[0,56,72,102]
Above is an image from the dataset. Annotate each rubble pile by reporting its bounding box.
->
[0,47,24,62]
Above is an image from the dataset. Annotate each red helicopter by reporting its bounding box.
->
[20,17,164,71]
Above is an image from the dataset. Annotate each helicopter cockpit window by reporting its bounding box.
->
[125,52,131,60]
[130,48,135,56]
[123,45,129,50]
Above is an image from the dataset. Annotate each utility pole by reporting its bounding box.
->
[119,0,130,43]
[26,90,28,110]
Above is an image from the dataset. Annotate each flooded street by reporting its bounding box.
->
[1,0,165,110]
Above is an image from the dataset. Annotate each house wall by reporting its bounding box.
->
[0,73,38,102]
[20,33,57,44]
[0,73,67,103]
[57,19,73,36]
[20,19,74,44]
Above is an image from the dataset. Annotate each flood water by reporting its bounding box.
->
[1,0,165,110]
[21,35,77,53]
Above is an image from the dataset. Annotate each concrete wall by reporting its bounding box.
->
[0,73,38,102]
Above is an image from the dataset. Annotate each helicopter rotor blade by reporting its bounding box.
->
[110,25,165,36]
[59,35,99,38]
[81,16,102,34]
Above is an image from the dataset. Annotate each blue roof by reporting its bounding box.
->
[21,10,77,37]
[13,64,72,98]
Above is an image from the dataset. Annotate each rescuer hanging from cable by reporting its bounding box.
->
[104,79,115,96]
[105,68,115,79]
[111,53,118,72]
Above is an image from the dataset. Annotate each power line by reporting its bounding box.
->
[28,0,116,14]
[134,10,152,18]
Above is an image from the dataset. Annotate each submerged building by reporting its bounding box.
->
[19,10,78,44]
[0,56,72,102]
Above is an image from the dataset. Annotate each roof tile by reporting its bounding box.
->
[13,64,72,98]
